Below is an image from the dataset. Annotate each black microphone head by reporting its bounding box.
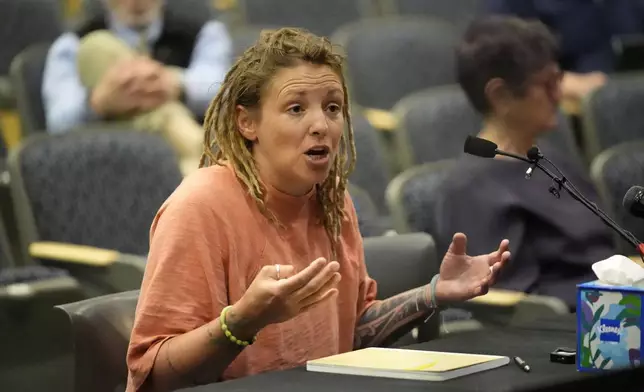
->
[623,186,644,212]
[464,136,497,158]
[527,146,541,161]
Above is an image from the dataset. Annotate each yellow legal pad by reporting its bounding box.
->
[306,347,510,381]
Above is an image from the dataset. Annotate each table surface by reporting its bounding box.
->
[181,315,595,392]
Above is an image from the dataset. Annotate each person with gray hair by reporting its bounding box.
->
[42,0,232,174]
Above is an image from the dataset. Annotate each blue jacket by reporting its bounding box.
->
[485,0,644,72]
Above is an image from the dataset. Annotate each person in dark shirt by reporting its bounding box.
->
[485,0,644,103]
[433,16,616,308]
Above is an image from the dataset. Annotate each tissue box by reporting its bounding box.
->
[577,281,643,372]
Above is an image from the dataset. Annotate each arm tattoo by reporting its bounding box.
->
[354,285,434,349]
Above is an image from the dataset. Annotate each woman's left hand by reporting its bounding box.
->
[434,233,510,304]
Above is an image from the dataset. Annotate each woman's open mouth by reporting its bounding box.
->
[304,146,331,166]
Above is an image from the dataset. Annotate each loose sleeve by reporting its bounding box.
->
[126,191,229,391]
[343,191,378,319]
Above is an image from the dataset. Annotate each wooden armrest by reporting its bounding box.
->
[467,288,527,307]
[29,241,121,267]
[363,108,398,131]
[213,0,236,11]
[0,109,20,148]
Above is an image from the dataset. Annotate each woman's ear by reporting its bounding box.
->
[236,105,257,142]
[484,78,512,115]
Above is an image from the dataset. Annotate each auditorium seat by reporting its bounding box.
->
[0,216,82,308]
[590,140,644,254]
[0,210,84,392]
[0,122,6,172]
[0,124,5,162]
[332,17,459,131]
[7,129,183,296]
[0,123,16,262]
[350,111,393,215]
[392,86,481,169]
[0,209,14,270]
[348,183,393,237]
[581,73,644,163]
[392,85,582,170]
[229,24,281,60]
[9,44,51,136]
[381,0,481,32]
[80,0,214,25]
[55,289,138,392]
[385,159,454,239]
[233,0,378,37]
[0,0,63,109]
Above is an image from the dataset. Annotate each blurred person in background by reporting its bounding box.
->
[125,28,511,392]
[42,0,232,174]
[485,0,644,102]
[433,16,616,309]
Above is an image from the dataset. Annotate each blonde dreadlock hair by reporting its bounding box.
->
[200,27,357,256]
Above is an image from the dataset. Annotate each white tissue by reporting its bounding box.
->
[592,255,644,287]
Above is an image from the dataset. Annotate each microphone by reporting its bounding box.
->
[463,135,497,158]
[463,135,531,163]
[463,136,644,257]
[623,186,644,219]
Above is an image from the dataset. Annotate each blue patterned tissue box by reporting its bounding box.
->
[577,281,643,372]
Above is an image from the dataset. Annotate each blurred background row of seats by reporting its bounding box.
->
[1,0,483,138]
[1,0,643,297]
[0,0,643,310]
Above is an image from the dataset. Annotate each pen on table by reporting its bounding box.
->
[514,356,531,373]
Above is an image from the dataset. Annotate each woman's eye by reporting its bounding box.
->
[287,105,303,114]
[327,104,341,113]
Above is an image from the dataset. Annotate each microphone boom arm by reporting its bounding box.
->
[531,159,643,250]
[462,135,644,257]
[495,151,532,163]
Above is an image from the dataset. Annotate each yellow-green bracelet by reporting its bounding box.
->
[219,305,257,347]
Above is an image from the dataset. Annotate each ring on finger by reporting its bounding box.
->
[489,266,494,275]
[275,264,281,280]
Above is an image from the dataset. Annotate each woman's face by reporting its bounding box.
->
[499,63,564,134]
[108,0,163,28]
[236,62,345,196]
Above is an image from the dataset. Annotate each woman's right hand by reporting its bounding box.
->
[227,258,341,338]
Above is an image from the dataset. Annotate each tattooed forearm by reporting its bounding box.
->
[354,285,434,349]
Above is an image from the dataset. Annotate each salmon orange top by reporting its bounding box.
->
[126,164,377,391]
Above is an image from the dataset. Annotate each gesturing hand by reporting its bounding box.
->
[230,258,341,337]
[434,233,510,304]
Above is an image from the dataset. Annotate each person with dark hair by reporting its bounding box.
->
[433,16,616,309]
[125,27,511,392]
[484,0,644,102]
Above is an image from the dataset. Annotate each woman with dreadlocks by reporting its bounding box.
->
[125,28,511,392]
